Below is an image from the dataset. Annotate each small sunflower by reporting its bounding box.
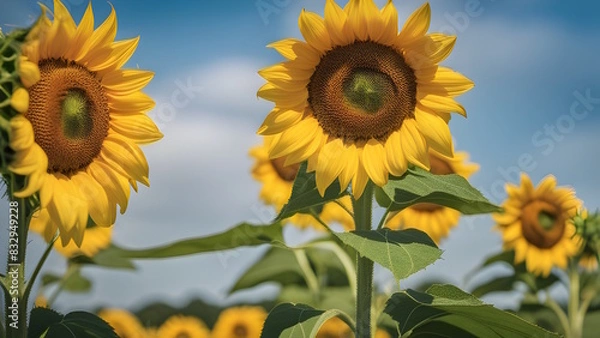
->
[211,306,267,338]
[386,149,478,243]
[30,210,112,257]
[98,308,146,338]
[375,329,391,338]
[250,138,354,230]
[316,317,352,338]
[494,174,582,276]
[156,315,210,338]
[34,295,48,308]
[18,0,162,246]
[257,0,473,198]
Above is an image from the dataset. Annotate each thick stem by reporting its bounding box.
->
[353,183,374,338]
[568,264,581,338]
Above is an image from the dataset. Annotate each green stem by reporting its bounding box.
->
[353,183,374,338]
[568,264,582,338]
[293,250,320,304]
[23,237,56,308]
[544,292,571,337]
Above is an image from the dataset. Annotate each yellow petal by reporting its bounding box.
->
[417,95,466,117]
[103,70,154,96]
[344,0,383,41]
[338,143,359,191]
[299,9,331,53]
[379,0,399,45]
[257,108,303,135]
[10,88,29,114]
[520,173,534,199]
[258,63,312,88]
[18,57,40,88]
[384,131,408,176]
[324,0,352,46]
[405,34,456,67]
[101,135,150,186]
[76,5,117,62]
[87,161,130,214]
[352,153,369,198]
[270,118,319,158]
[109,114,163,145]
[400,119,430,170]
[108,92,155,114]
[361,139,388,187]
[87,37,139,73]
[535,175,557,199]
[66,1,94,60]
[417,67,474,97]
[315,139,346,196]
[397,3,431,45]
[414,108,453,157]
[283,131,323,165]
[267,38,320,67]
[70,172,115,226]
[257,83,308,110]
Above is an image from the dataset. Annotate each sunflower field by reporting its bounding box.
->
[1,0,599,337]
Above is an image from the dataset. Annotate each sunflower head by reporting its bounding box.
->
[573,209,600,271]
[316,317,352,338]
[494,173,583,276]
[386,149,478,243]
[98,308,146,338]
[156,315,210,338]
[12,0,162,246]
[250,138,354,230]
[258,0,473,198]
[211,306,267,338]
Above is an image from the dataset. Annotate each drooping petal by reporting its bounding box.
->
[361,139,388,186]
[270,118,319,158]
[417,95,466,117]
[384,131,408,176]
[414,108,453,157]
[257,108,303,135]
[399,119,430,170]
[316,138,346,196]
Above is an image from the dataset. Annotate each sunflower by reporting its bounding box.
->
[34,295,48,308]
[257,0,472,198]
[494,174,582,276]
[98,308,146,338]
[250,138,354,230]
[211,306,267,338]
[385,149,478,243]
[375,329,391,338]
[30,210,112,257]
[18,0,162,246]
[156,315,210,338]
[316,317,352,338]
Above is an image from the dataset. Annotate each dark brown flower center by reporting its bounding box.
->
[270,157,300,182]
[412,152,454,212]
[175,332,191,338]
[26,58,109,176]
[233,324,248,337]
[308,41,417,142]
[521,200,565,248]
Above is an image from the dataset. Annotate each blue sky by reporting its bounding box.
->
[1,0,600,312]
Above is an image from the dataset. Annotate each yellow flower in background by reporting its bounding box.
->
[30,211,112,257]
[98,308,146,338]
[316,317,352,338]
[157,315,210,338]
[257,0,473,198]
[494,174,582,276]
[211,306,267,338]
[34,295,48,308]
[19,0,162,246]
[386,149,478,243]
[250,138,354,230]
[579,252,598,271]
[375,329,391,338]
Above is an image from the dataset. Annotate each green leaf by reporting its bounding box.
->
[28,309,117,338]
[261,303,354,338]
[69,245,136,270]
[378,167,500,214]
[276,162,346,221]
[108,222,283,259]
[230,239,351,294]
[277,286,355,317]
[230,247,306,293]
[471,276,516,298]
[385,284,559,337]
[61,269,92,293]
[41,274,61,287]
[335,229,441,281]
